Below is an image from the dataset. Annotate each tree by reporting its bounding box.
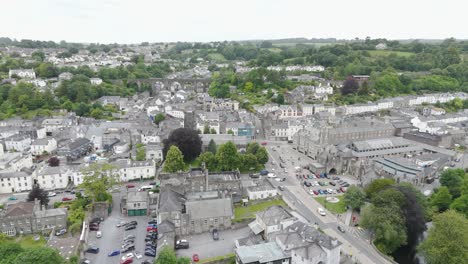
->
[48,156,60,167]
[341,76,359,95]
[163,128,202,162]
[255,147,269,165]
[440,169,465,198]
[198,152,217,171]
[241,153,258,171]
[155,246,177,264]
[207,139,217,154]
[210,128,217,134]
[343,186,366,209]
[163,146,185,173]
[80,163,118,202]
[13,247,64,264]
[136,145,146,161]
[36,62,58,78]
[227,129,234,135]
[365,178,395,199]
[431,186,452,212]
[419,210,468,264]
[216,141,241,171]
[0,242,23,262]
[203,125,210,134]
[153,113,165,125]
[360,204,407,254]
[276,93,285,104]
[31,51,45,62]
[450,194,468,217]
[246,142,260,155]
[27,185,49,207]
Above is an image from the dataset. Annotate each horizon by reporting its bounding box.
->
[2,0,467,44]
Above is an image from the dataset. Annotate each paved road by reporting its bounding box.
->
[264,143,392,264]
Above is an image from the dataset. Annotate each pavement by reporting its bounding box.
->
[48,232,80,261]
[176,226,250,260]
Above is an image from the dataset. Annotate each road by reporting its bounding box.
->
[263,142,392,264]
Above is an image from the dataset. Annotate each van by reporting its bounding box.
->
[96,231,102,238]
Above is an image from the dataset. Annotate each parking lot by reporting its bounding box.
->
[176,226,250,261]
[84,189,156,264]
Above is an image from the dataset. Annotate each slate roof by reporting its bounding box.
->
[6,201,35,217]
[236,242,289,263]
[158,188,186,213]
[185,198,232,220]
[256,205,293,226]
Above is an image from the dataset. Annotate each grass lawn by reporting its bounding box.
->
[15,235,47,248]
[367,50,414,57]
[200,253,235,263]
[234,199,287,222]
[315,196,347,214]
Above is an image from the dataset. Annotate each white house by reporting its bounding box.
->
[165,110,185,119]
[30,138,57,156]
[246,182,278,200]
[5,135,32,152]
[112,159,156,182]
[90,78,103,85]
[36,166,69,190]
[9,69,36,79]
[146,144,163,161]
[0,171,33,194]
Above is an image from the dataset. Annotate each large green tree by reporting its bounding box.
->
[431,186,452,212]
[216,141,241,171]
[365,178,395,199]
[207,139,217,154]
[155,246,177,264]
[343,186,366,210]
[419,210,468,264]
[163,145,185,173]
[439,169,465,198]
[450,194,468,217]
[255,147,269,165]
[79,163,118,202]
[198,152,217,171]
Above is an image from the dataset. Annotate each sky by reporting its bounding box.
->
[1,0,467,44]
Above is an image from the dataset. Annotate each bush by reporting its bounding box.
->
[69,222,82,235]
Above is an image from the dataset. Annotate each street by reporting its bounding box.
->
[262,142,393,264]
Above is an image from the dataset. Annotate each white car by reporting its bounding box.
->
[267,173,276,178]
[275,177,282,182]
[318,207,326,216]
[327,188,334,194]
[134,251,143,259]
[96,231,102,238]
[47,192,56,197]
[121,253,134,261]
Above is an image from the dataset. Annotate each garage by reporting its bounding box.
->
[128,209,147,216]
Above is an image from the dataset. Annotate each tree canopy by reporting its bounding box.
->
[163,128,202,162]
[163,145,185,173]
[27,185,49,207]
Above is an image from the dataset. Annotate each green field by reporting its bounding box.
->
[315,196,347,214]
[15,235,47,248]
[234,199,287,222]
[367,50,415,57]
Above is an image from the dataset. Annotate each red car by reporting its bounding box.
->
[261,142,267,145]
[192,254,199,262]
[340,187,347,193]
[313,190,319,195]
[146,226,158,232]
[126,184,135,188]
[120,258,133,264]
[62,197,72,201]
[302,175,307,179]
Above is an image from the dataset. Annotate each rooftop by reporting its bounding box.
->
[236,242,289,263]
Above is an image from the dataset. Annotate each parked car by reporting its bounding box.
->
[96,231,102,238]
[62,197,73,201]
[260,169,268,175]
[212,229,219,240]
[278,186,285,191]
[337,226,346,233]
[175,239,189,249]
[313,190,319,195]
[124,234,135,240]
[332,176,340,180]
[329,181,336,186]
[116,221,127,227]
[261,142,267,145]
[125,225,136,231]
[48,192,57,197]
[134,251,143,259]
[120,259,133,264]
[192,254,200,262]
[55,228,67,236]
[146,226,157,232]
[340,187,347,193]
[144,251,156,257]
[127,221,137,226]
[89,224,99,231]
[303,181,311,187]
[122,245,135,253]
[126,184,135,188]
[108,249,121,257]
[86,247,100,254]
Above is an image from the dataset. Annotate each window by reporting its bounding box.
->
[19,183,21,187]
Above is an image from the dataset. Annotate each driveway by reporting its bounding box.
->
[176,226,250,261]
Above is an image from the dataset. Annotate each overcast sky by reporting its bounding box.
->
[1,0,466,44]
